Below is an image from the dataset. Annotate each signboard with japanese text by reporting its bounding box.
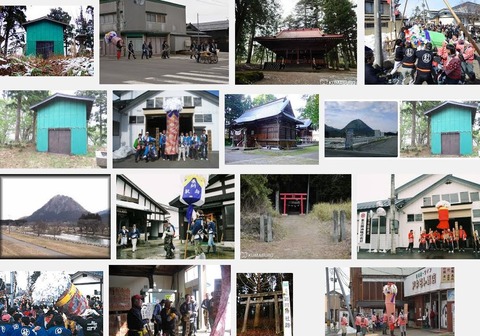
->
[282,281,292,336]
[358,212,367,244]
[404,268,455,297]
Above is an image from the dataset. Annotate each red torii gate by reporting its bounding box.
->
[280,193,307,216]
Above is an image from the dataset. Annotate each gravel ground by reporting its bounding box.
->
[252,70,357,85]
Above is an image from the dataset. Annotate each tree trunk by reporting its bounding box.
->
[15,94,21,142]
[411,101,417,147]
[246,19,257,64]
[210,265,231,336]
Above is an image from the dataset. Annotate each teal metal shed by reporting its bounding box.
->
[424,101,478,156]
[23,16,68,58]
[30,93,94,155]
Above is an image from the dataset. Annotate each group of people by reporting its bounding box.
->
[0,300,103,336]
[133,130,209,163]
[189,40,218,63]
[189,210,217,257]
[348,311,407,336]
[366,24,478,85]
[406,226,477,253]
[118,224,141,252]
[129,292,215,336]
[125,40,169,60]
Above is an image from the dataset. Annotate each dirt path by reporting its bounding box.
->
[241,215,351,259]
[1,234,69,258]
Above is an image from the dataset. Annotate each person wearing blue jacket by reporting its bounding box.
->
[206,220,216,254]
[130,224,140,252]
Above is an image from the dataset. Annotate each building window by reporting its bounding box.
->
[365,2,374,14]
[194,97,202,106]
[184,96,193,107]
[185,266,198,283]
[432,194,441,204]
[194,114,212,122]
[365,22,389,29]
[100,14,116,24]
[155,97,163,108]
[460,191,469,203]
[441,194,450,202]
[113,121,120,136]
[146,99,154,108]
[473,209,480,218]
[407,214,422,222]
[423,197,431,206]
[471,192,480,202]
[372,217,386,234]
[129,116,144,124]
[449,193,459,203]
[146,12,166,23]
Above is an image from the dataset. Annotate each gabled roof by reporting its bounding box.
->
[297,119,312,129]
[357,175,480,211]
[117,175,169,215]
[30,93,94,120]
[424,101,478,124]
[23,16,69,28]
[190,20,229,32]
[70,271,103,281]
[233,97,302,125]
[113,91,219,113]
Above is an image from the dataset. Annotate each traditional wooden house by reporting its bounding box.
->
[254,28,343,68]
[424,101,477,156]
[169,174,234,242]
[187,20,229,51]
[30,93,94,155]
[23,17,68,58]
[231,97,302,149]
[297,119,317,143]
[116,175,169,243]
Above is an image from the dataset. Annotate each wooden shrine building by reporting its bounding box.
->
[231,97,302,149]
[254,28,343,68]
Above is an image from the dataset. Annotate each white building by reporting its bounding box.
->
[357,174,480,250]
[113,90,219,152]
[70,271,104,301]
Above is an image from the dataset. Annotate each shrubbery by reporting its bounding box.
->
[311,201,351,221]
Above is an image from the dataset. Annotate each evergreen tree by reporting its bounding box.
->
[300,94,319,127]
[1,6,27,55]
[47,7,75,56]
[75,90,107,146]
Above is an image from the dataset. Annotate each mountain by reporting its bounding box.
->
[325,119,375,138]
[97,209,111,224]
[27,195,90,222]
[341,119,374,137]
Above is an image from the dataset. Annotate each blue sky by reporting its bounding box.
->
[324,101,398,133]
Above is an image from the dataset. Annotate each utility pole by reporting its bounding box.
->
[390,174,396,254]
[334,268,355,327]
[374,0,383,67]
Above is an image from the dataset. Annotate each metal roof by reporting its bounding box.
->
[233,98,302,125]
[23,16,69,28]
[423,101,478,124]
[30,93,94,120]
[297,119,312,129]
[191,20,229,32]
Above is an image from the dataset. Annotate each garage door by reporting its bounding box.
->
[441,132,460,155]
[48,129,71,154]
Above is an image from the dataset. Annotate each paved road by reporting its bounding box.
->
[326,137,398,157]
[100,53,229,85]
[225,146,319,165]
[1,234,68,258]
[113,151,219,168]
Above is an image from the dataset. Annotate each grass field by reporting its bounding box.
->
[1,230,109,258]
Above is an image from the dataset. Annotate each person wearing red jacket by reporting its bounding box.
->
[419,230,427,253]
[458,225,467,252]
[360,315,369,336]
[444,44,462,84]
[407,230,414,253]
[389,313,396,336]
[397,310,407,336]
[340,313,348,336]
[382,312,388,335]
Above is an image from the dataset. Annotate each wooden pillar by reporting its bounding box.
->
[300,194,305,215]
[242,296,251,333]
[274,293,280,334]
[282,195,287,215]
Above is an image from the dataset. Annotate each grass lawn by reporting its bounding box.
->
[0,143,100,168]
